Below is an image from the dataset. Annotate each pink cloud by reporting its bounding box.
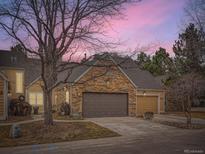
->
[103,0,187,54]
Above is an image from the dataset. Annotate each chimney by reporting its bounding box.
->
[84,53,87,60]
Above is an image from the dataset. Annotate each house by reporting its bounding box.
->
[0,50,165,118]
[0,71,8,120]
[55,54,165,117]
[0,50,43,113]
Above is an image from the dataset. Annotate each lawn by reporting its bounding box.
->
[0,121,120,147]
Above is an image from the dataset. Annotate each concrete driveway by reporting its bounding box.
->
[0,117,205,154]
[89,117,178,137]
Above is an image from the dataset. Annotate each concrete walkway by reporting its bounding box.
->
[154,114,205,125]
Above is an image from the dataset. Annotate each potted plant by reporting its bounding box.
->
[143,112,154,120]
[33,105,39,115]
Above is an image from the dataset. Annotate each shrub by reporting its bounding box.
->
[9,96,32,116]
[143,112,154,120]
[33,106,39,115]
[59,102,70,116]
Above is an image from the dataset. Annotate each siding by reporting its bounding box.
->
[0,78,4,117]
[4,69,25,99]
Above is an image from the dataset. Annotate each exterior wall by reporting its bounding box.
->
[26,80,44,112]
[0,78,4,119]
[53,87,67,110]
[70,60,137,117]
[0,76,8,120]
[137,90,165,114]
[4,69,25,99]
[27,80,43,94]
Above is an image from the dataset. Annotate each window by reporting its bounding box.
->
[16,71,23,93]
[29,92,43,106]
[66,90,69,103]
[11,56,17,63]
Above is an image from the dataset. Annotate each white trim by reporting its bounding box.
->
[4,80,8,120]
[74,62,98,83]
[15,70,24,94]
[28,92,44,106]
[109,56,138,89]
[138,88,166,92]
[136,94,160,114]
[163,92,166,113]
[135,89,138,116]
[0,71,8,81]
[26,76,41,89]
[0,66,25,71]
[157,94,160,114]
[0,79,8,120]
[25,88,28,102]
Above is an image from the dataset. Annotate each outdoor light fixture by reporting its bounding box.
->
[64,87,67,91]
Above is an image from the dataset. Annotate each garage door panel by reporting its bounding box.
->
[137,96,158,115]
[83,93,128,118]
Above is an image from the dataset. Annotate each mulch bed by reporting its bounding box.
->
[53,113,83,120]
[162,112,205,120]
[153,119,205,129]
[0,116,33,123]
[0,121,120,147]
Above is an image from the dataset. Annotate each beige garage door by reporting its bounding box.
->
[0,79,4,117]
[137,96,158,115]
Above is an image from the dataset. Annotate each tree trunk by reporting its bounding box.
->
[186,113,192,128]
[43,90,53,126]
[186,95,192,128]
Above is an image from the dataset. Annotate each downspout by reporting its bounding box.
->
[4,80,8,120]
[135,89,138,117]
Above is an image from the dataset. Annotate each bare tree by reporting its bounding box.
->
[185,0,205,33]
[168,72,200,128]
[0,0,140,125]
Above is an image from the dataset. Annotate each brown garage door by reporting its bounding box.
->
[83,92,128,118]
[137,96,158,115]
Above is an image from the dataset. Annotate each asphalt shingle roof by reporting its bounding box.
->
[112,55,163,89]
[0,50,163,90]
[59,54,163,89]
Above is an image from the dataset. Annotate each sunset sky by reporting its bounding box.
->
[107,0,187,55]
[0,0,187,55]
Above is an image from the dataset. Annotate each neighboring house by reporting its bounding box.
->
[0,50,43,111]
[0,71,8,120]
[55,54,165,118]
[0,50,165,118]
[165,73,205,111]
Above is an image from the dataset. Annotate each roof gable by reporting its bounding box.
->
[63,54,163,90]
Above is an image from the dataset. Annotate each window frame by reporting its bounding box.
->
[15,71,24,94]
[66,90,69,103]
[29,92,43,106]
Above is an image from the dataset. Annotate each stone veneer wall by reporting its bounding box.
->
[70,60,137,117]
[54,88,66,109]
